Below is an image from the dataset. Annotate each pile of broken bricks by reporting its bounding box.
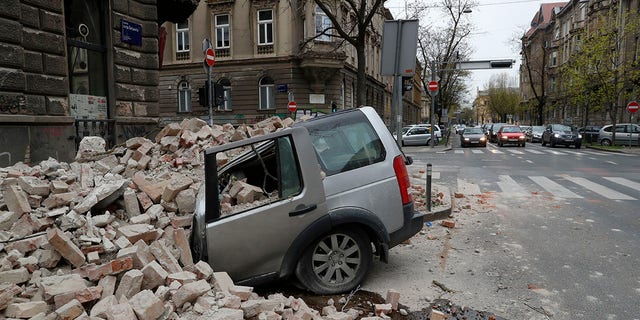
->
[0,116,415,320]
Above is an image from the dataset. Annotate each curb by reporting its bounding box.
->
[424,183,452,222]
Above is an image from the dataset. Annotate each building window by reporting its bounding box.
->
[550,51,558,67]
[215,15,230,49]
[315,5,332,41]
[178,81,192,112]
[258,9,274,45]
[259,77,275,110]
[218,78,232,111]
[176,21,190,52]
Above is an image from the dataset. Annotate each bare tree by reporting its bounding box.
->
[313,0,385,107]
[412,0,475,124]
[487,73,520,122]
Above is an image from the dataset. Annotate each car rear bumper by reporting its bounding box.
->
[389,203,425,248]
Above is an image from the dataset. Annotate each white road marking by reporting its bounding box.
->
[457,178,482,195]
[526,160,534,164]
[543,149,568,155]
[606,161,617,165]
[507,150,525,155]
[455,150,464,154]
[526,149,545,154]
[489,149,504,154]
[529,176,583,198]
[497,175,528,196]
[563,176,636,200]
[471,149,484,154]
[603,177,640,191]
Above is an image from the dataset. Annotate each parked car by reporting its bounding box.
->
[455,124,467,134]
[190,107,425,294]
[488,123,507,143]
[460,126,487,147]
[578,125,601,143]
[598,123,640,146]
[528,125,545,143]
[413,124,442,139]
[541,124,582,148]
[394,126,433,146]
[496,125,526,147]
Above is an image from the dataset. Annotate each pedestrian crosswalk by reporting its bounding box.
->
[449,147,633,157]
[453,174,639,201]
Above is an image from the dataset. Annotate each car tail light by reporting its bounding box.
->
[393,155,412,205]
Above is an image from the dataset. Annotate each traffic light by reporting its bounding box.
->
[490,59,514,68]
[198,81,209,107]
[402,77,413,94]
[214,83,225,107]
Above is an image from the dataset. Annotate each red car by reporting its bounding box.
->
[497,125,526,147]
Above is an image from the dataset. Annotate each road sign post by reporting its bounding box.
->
[288,101,297,120]
[202,42,215,125]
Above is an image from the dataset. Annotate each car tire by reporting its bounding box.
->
[295,227,372,294]
[600,139,611,146]
[521,142,526,147]
[550,140,556,148]
[541,139,546,146]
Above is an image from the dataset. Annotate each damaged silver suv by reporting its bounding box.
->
[190,107,424,294]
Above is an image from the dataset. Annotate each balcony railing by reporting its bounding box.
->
[176,51,190,61]
[216,48,230,57]
[257,44,274,55]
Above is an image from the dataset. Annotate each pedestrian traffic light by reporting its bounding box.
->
[214,83,225,107]
[198,82,209,107]
[402,77,413,94]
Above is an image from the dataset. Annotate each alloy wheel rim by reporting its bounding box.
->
[311,233,361,285]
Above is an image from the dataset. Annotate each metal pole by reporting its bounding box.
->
[207,68,213,126]
[426,163,432,212]
[393,21,404,148]
[430,61,436,148]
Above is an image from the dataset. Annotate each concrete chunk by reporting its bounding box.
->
[129,289,166,320]
[5,301,49,318]
[55,299,84,320]
[4,185,31,214]
[40,273,88,300]
[172,279,211,307]
[149,241,182,274]
[115,269,144,299]
[0,267,30,285]
[18,176,50,196]
[142,260,168,290]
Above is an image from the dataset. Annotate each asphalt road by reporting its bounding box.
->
[361,138,640,319]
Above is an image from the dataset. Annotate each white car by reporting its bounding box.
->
[411,124,442,139]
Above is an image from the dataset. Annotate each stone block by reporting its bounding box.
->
[40,273,87,300]
[115,269,144,299]
[173,228,193,267]
[98,275,117,298]
[171,279,211,307]
[129,289,165,320]
[46,227,85,267]
[5,301,49,318]
[18,176,50,196]
[193,261,213,280]
[212,272,235,293]
[149,241,181,274]
[55,299,84,320]
[4,185,31,214]
[141,260,168,290]
[0,267,30,284]
[385,289,400,310]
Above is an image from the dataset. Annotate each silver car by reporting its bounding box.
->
[599,123,640,146]
[396,126,433,146]
[191,107,425,294]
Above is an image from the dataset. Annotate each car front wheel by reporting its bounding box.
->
[600,139,611,146]
[295,228,372,294]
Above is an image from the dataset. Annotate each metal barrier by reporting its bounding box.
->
[75,119,115,149]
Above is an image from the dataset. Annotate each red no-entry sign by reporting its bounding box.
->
[428,81,438,93]
[205,48,215,67]
[627,101,639,114]
[288,101,297,113]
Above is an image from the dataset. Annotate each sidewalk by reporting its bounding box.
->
[407,142,453,222]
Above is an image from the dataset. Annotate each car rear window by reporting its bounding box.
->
[300,111,386,176]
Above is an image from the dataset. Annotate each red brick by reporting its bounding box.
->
[173,228,193,267]
[85,257,133,281]
[170,215,193,228]
[46,228,85,267]
[440,220,456,228]
[129,290,165,320]
[137,192,154,211]
[385,289,400,310]
[149,241,182,274]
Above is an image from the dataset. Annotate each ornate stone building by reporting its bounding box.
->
[0,0,197,167]
[158,0,422,126]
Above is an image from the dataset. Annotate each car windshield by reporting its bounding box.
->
[552,124,572,131]
[465,127,483,134]
[501,126,521,133]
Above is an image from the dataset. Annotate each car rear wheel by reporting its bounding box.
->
[295,228,372,294]
[600,139,611,146]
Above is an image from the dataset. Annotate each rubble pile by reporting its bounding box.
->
[0,116,413,320]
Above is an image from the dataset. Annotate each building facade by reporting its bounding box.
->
[158,0,422,126]
[520,0,640,127]
[0,0,197,167]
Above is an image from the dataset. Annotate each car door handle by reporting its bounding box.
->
[289,204,317,217]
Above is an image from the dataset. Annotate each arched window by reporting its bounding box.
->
[259,77,275,110]
[178,81,191,112]
[218,78,232,111]
[315,5,332,41]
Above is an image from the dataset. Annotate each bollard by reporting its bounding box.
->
[426,163,432,212]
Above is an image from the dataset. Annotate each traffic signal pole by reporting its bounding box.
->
[207,68,213,126]
[430,61,436,148]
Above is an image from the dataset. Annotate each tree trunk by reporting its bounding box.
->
[355,45,367,107]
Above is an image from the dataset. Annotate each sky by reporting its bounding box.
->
[384,0,549,106]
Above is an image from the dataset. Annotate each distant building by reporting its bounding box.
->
[158,0,422,126]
